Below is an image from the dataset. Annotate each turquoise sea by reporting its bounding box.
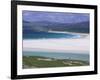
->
[23,31,81,39]
[23,31,89,62]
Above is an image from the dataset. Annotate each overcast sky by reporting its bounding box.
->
[23,10,89,23]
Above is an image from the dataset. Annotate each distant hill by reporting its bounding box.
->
[23,20,89,33]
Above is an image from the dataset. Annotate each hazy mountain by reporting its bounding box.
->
[23,20,89,33]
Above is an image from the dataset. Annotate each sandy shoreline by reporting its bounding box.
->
[48,31,88,35]
[23,33,90,54]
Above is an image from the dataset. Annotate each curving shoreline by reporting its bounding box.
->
[48,31,89,35]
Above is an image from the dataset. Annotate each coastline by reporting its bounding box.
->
[48,31,89,36]
[23,56,89,69]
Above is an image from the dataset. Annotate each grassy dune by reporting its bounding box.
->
[23,56,89,69]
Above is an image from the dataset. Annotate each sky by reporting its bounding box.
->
[23,10,89,23]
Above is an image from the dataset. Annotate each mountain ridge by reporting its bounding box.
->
[23,20,89,33]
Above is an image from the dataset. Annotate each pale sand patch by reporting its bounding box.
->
[23,35,90,54]
[48,31,88,36]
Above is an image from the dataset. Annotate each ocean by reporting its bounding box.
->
[23,31,89,62]
[23,51,89,61]
[23,31,81,39]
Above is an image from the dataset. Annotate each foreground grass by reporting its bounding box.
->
[23,56,89,69]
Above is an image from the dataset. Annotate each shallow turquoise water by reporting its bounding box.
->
[23,31,81,39]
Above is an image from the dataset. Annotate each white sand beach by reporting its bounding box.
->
[23,33,90,54]
[48,31,88,36]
